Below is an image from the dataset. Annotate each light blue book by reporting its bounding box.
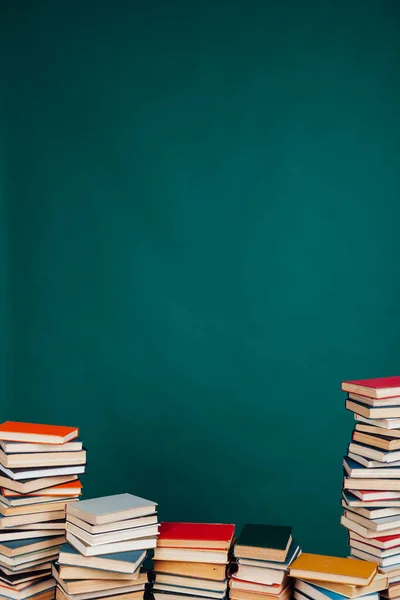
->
[67,493,157,525]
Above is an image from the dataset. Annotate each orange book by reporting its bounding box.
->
[289,553,378,586]
[2,480,83,497]
[0,422,78,444]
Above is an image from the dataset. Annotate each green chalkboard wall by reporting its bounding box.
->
[3,0,400,555]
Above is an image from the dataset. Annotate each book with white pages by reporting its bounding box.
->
[154,584,225,599]
[347,452,400,469]
[154,574,227,592]
[349,531,400,550]
[344,456,400,477]
[342,498,400,519]
[0,440,83,453]
[66,522,159,546]
[344,509,400,532]
[67,494,157,526]
[67,513,158,535]
[0,464,85,481]
[350,393,400,407]
[355,414,400,430]
[350,547,400,568]
[66,531,157,556]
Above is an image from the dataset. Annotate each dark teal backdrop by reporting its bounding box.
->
[2,0,400,555]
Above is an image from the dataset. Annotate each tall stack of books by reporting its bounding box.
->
[340,377,400,600]
[152,522,234,600]
[290,553,388,600]
[230,524,299,600]
[54,493,159,600]
[0,421,85,600]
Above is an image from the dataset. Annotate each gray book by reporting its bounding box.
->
[67,493,157,525]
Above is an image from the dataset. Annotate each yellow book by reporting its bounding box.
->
[289,553,378,585]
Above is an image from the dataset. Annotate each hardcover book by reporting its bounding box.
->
[0,423,79,445]
[158,523,234,549]
[67,493,157,525]
[234,525,292,562]
[289,553,377,585]
[342,378,400,399]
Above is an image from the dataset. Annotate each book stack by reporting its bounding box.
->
[230,524,299,600]
[290,553,388,600]
[153,522,234,600]
[340,377,400,599]
[0,421,85,600]
[54,493,159,600]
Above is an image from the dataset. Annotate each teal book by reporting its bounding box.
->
[58,543,147,574]
[234,524,292,562]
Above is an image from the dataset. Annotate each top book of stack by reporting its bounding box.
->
[234,524,293,562]
[342,377,400,400]
[231,524,297,600]
[0,422,79,445]
[67,493,157,525]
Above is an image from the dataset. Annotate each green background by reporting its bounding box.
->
[2,0,400,556]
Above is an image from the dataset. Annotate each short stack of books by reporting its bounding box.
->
[152,522,234,600]
[290,553,387,600]
[230,524,299,600]
[54,493,159,600]
[0,421,85,600]
[340,377,400,599]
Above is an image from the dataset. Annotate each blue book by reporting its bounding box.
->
[295,580,379,600]
[344,455,400,476]
[58,543,146,574]
[0,536,63,552]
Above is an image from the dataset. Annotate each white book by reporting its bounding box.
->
[0,464,85,481]
[66,521,159,546]
[66,531,157,556]
[67,493,157,525]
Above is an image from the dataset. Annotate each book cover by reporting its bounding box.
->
[2,480,83,497]
[59,543,146,565]
[342,378,400,399]
[0,423,78,444]
[289,553,377,583]
[67,493,157,524]
[158,523,234,546]
[236,525,292,551]
[0,464,85,481]
[295,579,379,600]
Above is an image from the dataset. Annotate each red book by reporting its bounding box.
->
[158,522,235,549]
[342,377,400,399]
[0,422,78,444]
[350,531,400,550]
[1,480,83,497]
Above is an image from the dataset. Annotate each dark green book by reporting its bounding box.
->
[234,524,292,562]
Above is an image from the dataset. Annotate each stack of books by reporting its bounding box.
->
[152,522,234,600]
[290,553,388,600]
[340,377,400,599]
[230,524,299,600]
[54,493,159,600]
[0,421,85,600]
